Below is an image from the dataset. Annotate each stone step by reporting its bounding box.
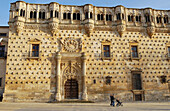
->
[48,99,94,103]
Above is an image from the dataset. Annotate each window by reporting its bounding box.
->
[85,12,88,19]
[20,9,25,17]
[30,11,37,19]
[34,11,37,19]
[164,16,168,24]
[85,12,92,19]
[55,11,59,18]
[106,14,112,21]
[50,10,53,18]
[0,46,5,57]
[145,14,150,22]
[73,13,80,20]
[0,78,2,87]
[136,15,141,22]
[32,44,39,57]
[168,47,170,58]
[90,12,93,19]
[30,11,33,18]
[156,16,162,23]
[63,13,71,20]
[128,15,133,22]
[131,46,138,58]
[132,74,142,90]
[97,14,104,20]
[39,12,46,19]
[103,45,110,57]
[116,13,121,20]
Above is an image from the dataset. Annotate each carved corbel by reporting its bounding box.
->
[147,26,155,38]
[84,19,94,37]
[117,24,126,37]
[49,22,59,36]
[49,18,59,36]
[14,21,24,34]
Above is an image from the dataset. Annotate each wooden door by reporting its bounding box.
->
[65,79,78,99]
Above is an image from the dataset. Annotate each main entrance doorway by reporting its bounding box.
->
[64,79,78,99]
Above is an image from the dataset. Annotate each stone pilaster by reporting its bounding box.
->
[56,52,61,101]
[81,52,88,100]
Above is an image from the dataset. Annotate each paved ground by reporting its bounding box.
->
[0,102,170,111]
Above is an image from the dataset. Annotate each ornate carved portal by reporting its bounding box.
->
[62,62,81,100]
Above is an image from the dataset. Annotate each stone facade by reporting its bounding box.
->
[1,1,170,102]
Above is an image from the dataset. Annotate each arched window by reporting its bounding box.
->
[145,14,150,22]
[117,13,121,20]
[55,11,58,18]
[63,13,66,19]
[128,15,133,22]
[23,10,25,17]
[20,9,23,16]
[34,11,37,19]
[63,12,71,20]
[77,13,80,20]
[122,14,124,20]
[156,16,162,23]
[164,16,168,24]
[39,12,42,19]
[106,14,112,21]
[85,12,88,19]
[73,13,76,20]
[136,15,141,22]
[97,14,103,20]
[90,12,93,19]
[30,11,33,18]
[42,12,45,19]
[50,10,53,18]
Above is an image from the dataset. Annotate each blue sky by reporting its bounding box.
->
[0,0,170,26]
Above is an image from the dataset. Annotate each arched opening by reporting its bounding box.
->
[64,79,78,99]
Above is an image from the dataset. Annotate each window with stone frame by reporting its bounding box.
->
[156,16,162,23]
[50,10,53,18]
[136,15,141,22]
[106,14,112,21]
[73,13,80,20]
[132,74,142,90]
[103,45,110,57]
[128,15,133,22]
[55,11,59,18]
[0,45,5,57]
[97,14,104,20]
[164,15,168,24]
[131,46,138,58]
[145,14,150,22]
[63,12,71,20]
[31,44,39,57]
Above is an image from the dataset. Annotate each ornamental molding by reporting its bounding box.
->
[59,37,82,53]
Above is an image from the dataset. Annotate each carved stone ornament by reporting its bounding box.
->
[147,26,155,37]
[14,21,24,34]
[117,24,126,36]
[85,23,94,37]
[49,22,58,35]
[64,38,79,52]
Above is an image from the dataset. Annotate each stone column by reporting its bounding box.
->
[81,52,88,100]
[56,52,61,101]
